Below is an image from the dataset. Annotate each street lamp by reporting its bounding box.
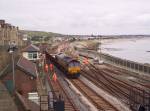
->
[8,41,17,93]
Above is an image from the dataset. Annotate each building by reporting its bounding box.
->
[0,20,23,46]
[1,56,37,97]
[22,44,40,61]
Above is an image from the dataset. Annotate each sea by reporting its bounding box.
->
[100,37,150,64]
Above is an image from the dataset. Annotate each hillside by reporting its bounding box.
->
[19,30,63,38]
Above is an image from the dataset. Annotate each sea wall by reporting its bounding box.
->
[77,48,150,75]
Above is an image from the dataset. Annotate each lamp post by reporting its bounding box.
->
[8,41,17,93]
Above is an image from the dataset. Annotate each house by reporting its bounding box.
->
[1,56,37,97]
[22,44,40,61]
[0,20,20,46]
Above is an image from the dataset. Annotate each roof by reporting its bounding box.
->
[17,57,37,78]
[22,44,40,52]
[57,54,79,63]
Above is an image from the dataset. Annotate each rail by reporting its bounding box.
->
[70,79,118,111]
[80,57,150,111]
[77,48,150,75]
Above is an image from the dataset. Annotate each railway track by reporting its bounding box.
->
[79,57,130,103]
[45,51,149,110]
[80,61,150,110]
[46,75,79,111]
[70,79,118,111]
[81,67,130,104]
[102,65,150,89]
[45,52,119,111]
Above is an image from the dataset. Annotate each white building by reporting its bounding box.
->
[22,44,40,61]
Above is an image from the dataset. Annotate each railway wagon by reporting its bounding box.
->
[55,53,80,78]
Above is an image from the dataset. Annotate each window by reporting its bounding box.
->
[69,63,74,67]
[28,53,32,59]
[74,62,80,66]
[33,53,37,59]
[28,52,38,59]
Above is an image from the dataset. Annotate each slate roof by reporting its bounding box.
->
[22,44,40,52]
[17,57,37,78]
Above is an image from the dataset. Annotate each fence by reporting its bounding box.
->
[77,48,150,75]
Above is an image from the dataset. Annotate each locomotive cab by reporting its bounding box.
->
[55,53,81,78]
[68,61,80,74]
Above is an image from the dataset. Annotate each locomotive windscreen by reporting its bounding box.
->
[74,62,80,66]
[69,61,80,67]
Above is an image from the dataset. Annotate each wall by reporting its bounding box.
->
[77,48,150,75]
[0,47,11,73]
[22,52,28,59]
[0,20,25,47]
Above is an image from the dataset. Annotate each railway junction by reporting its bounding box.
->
[36,41,150,111]
[0,41,150,111]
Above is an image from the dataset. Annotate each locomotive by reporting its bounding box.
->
[55,53,80,78]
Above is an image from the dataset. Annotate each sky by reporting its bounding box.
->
[0,0,150,35]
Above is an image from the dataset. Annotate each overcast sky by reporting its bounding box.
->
[1,0,150,35]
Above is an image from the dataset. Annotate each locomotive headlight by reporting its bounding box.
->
[68,68,72,72]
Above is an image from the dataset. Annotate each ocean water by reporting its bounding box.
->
[100,37,150,64]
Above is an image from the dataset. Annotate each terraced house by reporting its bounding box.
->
[0,19,22,46]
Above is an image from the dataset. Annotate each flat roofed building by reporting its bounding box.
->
[22,44,40,61]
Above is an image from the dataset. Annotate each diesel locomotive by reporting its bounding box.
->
[55,53,80,78]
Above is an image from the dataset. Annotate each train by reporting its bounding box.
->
[55,53,80,78]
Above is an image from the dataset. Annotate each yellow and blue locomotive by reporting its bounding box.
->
[55,53,80,78]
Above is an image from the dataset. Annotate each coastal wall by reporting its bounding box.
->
[77,48,150,75]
